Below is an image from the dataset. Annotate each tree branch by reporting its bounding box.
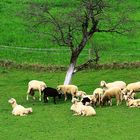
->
[96,28,126,35]
[73,57,99,73]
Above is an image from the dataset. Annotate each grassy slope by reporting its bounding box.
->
[0,1,140,139]
[0,0,140,66]
[0,67,140,140]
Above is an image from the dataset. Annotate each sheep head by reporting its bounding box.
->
[71,98,79,104]
[100,81,106,87]
[8,98,16,104]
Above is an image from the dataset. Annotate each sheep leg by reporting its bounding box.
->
[33,96,36,100]
[44,95,48,103]
[81,110,85,116]
[129,105,136,108]
[54,97,56,104]
[26,94,29,101]
[99,96,102,107]
[119,94,122,105]
[64,94,67,101]
[19,113,27,116]
[39,89,42,101]
[116,97,120,106]
[108,99,112,106]
[120,93,123,102]
[81,113,85,116]
[72,95,75,101]
[126,102,128,106]
[26,87,31,101]
[73,113,79,116]
[117,100,119,106]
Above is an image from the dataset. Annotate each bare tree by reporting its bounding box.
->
[25,0,135,85]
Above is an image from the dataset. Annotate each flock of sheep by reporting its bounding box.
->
[8,80,140,116]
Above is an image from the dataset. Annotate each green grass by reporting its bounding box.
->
[0,1,140,139]
[0,67,140,140]
[0,0,140,66]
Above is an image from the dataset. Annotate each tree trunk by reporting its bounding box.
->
[63,63,75,85]
[63,54,77,85]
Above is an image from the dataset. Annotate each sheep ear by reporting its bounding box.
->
[12,100,15,104]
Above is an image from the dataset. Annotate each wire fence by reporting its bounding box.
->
[0,45,140,65]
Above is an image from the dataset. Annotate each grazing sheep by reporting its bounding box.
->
[70,98,96,116]
[122,91,136,103]
[81,97,91,106]
[27,80,47,101]
[123,92,137,106]
[93,88,104,106]
[101,87,122,106]
[57,85,78,101]
[123,82,140,97]
[81,95,97,106]
[100,80,126,90]
[43,87,61,104]
[75,90,87,100]
[8,98,33,116]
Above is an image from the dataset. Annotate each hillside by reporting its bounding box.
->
[0,0,140,66]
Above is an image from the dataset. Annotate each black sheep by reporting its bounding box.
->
[81,97,91,105]
[43,87,61,104]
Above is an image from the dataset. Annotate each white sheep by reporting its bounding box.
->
[81,95,97,106]
[123,82,140,97]
[101,87,123,106]
[100,80,126,90]
[57,85,78,101]
[122,92,136,103]
[70,98,96,116]
[93,88,104,106]
[8,98,33,116]
[75,90,87,100]
[70,98,84,115]
[125,98,140,107]
[123,92,137,106]
[81,106,96,116]
[27,80,47,101]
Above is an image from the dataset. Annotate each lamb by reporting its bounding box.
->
[101,87,123,106]
[43,87,62,104]
[8,98,33,116]
[27,80,47,101]
[57,85,78,101]
[93,88,104,106]
[70,98,96,116]
[100,80,126,90]
[123,82,140,97]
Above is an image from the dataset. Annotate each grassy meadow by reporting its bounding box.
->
[0,67,140,140]
[0,0,140,140]
[0,0,140,65]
